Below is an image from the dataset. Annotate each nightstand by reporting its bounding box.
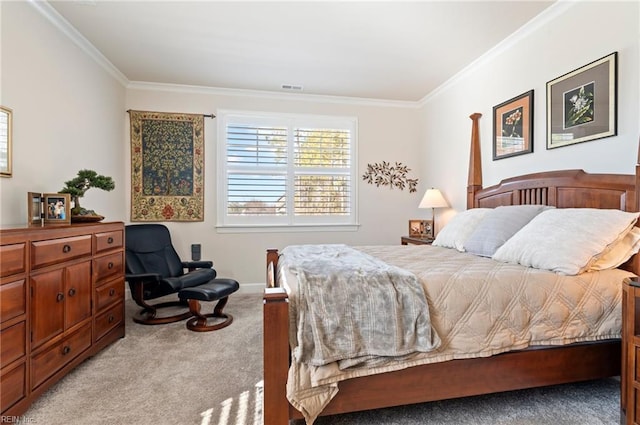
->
[623,277,640,424]
[401,236,434,245]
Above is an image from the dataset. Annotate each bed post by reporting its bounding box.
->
[263,250,291,424]
[467,113,483,209]
[630,137,640,276]
[635,136,640,213]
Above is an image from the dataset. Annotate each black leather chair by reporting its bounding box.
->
[124,224,238,326]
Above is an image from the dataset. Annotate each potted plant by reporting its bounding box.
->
[60,169,115,222]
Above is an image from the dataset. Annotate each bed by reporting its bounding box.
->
[263,113,640,424]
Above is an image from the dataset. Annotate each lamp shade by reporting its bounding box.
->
[419,188,449,209]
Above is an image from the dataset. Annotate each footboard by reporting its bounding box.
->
[263,249,291,424]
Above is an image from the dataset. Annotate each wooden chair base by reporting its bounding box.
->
[185,298,234,332]
[132,300,193,325]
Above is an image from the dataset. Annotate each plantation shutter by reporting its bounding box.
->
[293,128,352,216]
[218,111,357,227]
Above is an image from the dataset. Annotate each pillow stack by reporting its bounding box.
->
[433,206,640,275]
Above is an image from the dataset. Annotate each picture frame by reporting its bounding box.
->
[546,52,617,149]
[493,90,534,160]
[27,192,43,226]
[409,219,433,239]
[0,106,12,177]
[43,193,71,225]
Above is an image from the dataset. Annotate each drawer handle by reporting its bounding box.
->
[68,288,76,297]
[109,288,116,296]
[62,345,71,355]
[56,292,65,302]
[108,315,115,323]
[108,262,114,269]
[62,244,71,253]
[107,237,114,244]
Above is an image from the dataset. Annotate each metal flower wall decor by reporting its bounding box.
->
[362,161,418,193]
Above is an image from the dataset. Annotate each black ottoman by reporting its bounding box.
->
[178,279,240,332]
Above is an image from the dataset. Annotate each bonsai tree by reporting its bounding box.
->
[60,169,115,216]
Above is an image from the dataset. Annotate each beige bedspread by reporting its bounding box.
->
[279,244,631,424]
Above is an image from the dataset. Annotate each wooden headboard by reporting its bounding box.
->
[464,113,640,274]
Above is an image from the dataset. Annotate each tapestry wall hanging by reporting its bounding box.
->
[129,110,205,221]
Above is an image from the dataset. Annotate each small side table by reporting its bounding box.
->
[401,236,434,245]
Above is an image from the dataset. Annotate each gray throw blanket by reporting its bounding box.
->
[283,244,440,370]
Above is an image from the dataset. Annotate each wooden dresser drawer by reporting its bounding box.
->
[1,322,26,366]
[94,252,124,285]
[31,323,92,389]
[0,243,26,278]
[0,279,26,323]
[96,279,125,312]
[95,230,123,253]
[1,362,26,413]
[32,235,92,269]
[95,302,124,342]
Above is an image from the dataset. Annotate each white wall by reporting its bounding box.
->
[0,2,127,226]
[126,88,424,287]
[420,1,640,226]
[5,0,637,289]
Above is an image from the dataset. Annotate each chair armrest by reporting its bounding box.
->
[125,273,162,284]
[181,260,213,270]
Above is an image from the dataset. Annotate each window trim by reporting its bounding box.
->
[216,109,359,230]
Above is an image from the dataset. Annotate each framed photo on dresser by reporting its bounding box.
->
[27,192,71,225]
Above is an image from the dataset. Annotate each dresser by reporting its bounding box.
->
[0,222,125,416]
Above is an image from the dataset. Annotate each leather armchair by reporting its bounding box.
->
[125,224,217,325]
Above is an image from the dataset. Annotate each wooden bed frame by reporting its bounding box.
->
[263,113,640,424]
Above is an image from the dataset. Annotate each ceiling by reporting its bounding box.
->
[48,1,555,102]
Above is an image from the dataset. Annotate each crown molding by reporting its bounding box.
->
[127,81,421,109]
[418,0,577,107]
[28,0,129,86]
[30,0,570,110]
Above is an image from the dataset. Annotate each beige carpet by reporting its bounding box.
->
[23,293,620,425]
[24,293,264,425]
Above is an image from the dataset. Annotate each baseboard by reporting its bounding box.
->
[237,282,266,294]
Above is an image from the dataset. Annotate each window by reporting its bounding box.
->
[217,110,358,229]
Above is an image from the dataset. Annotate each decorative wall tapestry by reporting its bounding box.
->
[129,110,205,221]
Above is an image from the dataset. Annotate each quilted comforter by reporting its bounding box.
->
[279,244,632,424]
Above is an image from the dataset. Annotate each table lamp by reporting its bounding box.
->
[418,188,449,237]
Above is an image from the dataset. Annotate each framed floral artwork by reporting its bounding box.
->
[546,52,617,149]
[1,106,12,177]
[493,90,534,160]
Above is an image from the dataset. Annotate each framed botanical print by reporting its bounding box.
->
[0,106,12,177]
[546,52,617,149]
[493,90,534,160]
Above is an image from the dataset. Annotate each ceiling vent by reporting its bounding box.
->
[281,84,303,91]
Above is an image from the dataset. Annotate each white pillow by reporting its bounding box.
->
[590,226,640,271]
[432,208,491,252]
[463,205,551,257]
[492,208,640,275]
